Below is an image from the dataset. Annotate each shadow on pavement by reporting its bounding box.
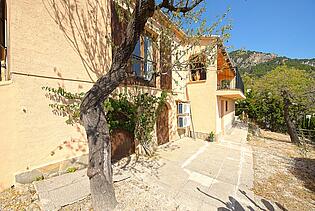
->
[197,187,288,211]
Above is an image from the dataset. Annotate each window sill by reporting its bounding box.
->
[187,80,206,84]
[0,80,13,86]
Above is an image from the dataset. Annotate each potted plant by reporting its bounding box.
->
[221,80,230,89]
[207,131,215,142]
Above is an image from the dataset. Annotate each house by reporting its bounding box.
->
[0,0,245,190]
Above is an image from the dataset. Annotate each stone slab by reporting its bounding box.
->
[34,169,89,211]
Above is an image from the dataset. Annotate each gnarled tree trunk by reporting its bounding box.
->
[79,1,156,210]
[81,104,117,209]
[283,90,300,144]
[80,69,128,210]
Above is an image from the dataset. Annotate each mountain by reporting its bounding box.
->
[229,50,315,77]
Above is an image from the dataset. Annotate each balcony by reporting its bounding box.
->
[123,54,157,88]
[216,67,245,100]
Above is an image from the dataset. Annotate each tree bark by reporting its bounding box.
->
[283,91,300,144]
[81,104,117,210]
[79,1,156,210]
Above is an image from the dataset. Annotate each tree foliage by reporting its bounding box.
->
[237,66,315,139]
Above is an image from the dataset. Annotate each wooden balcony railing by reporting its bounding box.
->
[217,68,244,94]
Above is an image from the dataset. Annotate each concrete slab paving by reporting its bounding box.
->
[186,161,222,179]
[207,180,237,201]
[34,169,90,210]
[217,171,239,185]
[153,169,188,190]
[175,190,203,211]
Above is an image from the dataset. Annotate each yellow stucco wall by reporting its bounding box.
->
[186,44,218,136]
[186,43,239,139]
[0,0,110,190]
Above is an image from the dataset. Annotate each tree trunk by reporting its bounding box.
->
[81,104,117,210]
[283,91,300,144]
[78,0,203,209]
[79,1,156,210]
[80,69,128,210]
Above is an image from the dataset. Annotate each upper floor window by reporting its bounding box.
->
[0,0,7,81]
[131,33,156,81]
[189,54,206,81]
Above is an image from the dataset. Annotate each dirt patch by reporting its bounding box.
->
[249,129,315,211]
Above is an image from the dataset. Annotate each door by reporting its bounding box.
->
[111,128,135,162]
[157,104,169,145]
[221,100,225,135]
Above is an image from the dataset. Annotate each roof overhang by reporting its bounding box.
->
[216,89,246,100]
[217,41,236,72]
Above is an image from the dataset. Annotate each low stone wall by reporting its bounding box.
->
[15,154,88,184]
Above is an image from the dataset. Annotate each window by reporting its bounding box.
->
[178,102,190,115]
[178,116,191,128]
[190,54,207,81]
[132,39,141,77]
[225,101,228,112]
[0,0,7,81]
[144,36,153,80]
[177,102,191,128]
[131,33,156,81]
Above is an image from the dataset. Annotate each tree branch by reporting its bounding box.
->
[158,0,204,13]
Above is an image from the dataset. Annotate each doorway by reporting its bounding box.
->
[221,100,225,135]
[156,103,169,145]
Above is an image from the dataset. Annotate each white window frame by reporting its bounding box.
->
[177,101,191,128]
[178,116,191,128]
[178,102,190,115]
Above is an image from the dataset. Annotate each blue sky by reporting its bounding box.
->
[202,0,315,59]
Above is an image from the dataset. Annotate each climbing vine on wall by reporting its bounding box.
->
[42,86,167,155]
[103,93,136,134]
[42,86,84,125]
[134,91,167,155]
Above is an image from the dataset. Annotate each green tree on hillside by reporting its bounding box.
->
[252,66,314,143]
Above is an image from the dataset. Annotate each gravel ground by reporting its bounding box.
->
[0,183,41,211]
[249,129,315,211]
[60,177,180,211]
[61,154,181,210]
[0,177,180,211]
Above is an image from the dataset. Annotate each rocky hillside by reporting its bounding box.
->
[229,50,315,77]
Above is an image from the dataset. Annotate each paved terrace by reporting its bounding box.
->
[35,123,282,210]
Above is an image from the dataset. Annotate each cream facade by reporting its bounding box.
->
[0,0,244,190]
